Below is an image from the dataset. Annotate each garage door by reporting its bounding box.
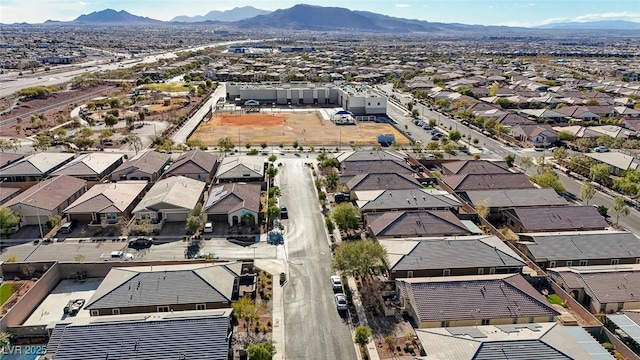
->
[164,212,187,222]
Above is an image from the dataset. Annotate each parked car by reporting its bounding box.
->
[422,125,432,130]
[128,237,154,248]
[593,146,609,153]
[431,129,442,135]
[280,206,288,219]
[335,293,348,311]
[431,135,442,141]
[59,221,74,234]
[64,299,85,316]
[203,222,214,233]
[330,275,343,292]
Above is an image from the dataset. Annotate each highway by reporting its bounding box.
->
[380,84,640,235]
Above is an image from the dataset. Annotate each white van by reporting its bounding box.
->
[59,222,73,233]
[203,222,214,233]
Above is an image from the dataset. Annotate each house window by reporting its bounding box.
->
[549,261,556,268]
[441,321,449,327]
[406,271,413,278]
[579,260,588,266]
[528,317,534,323]
[198,174,205,180]
[90,310,99,316]
[566,261,573,267]
[611,259,620,265]
[196,304,206,310]
[481,319,490,325]
[377,102,380,106]
[618,302,624,311]
[140,213,151,220]
[157,306,170,312]
[443,269,450,276]
[112,309,120,315]
[106,212,117,223]
[478,268,484,275]
[489,268,496,274]
[636,258,640,264]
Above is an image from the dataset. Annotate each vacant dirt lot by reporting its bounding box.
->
[190,111,410,147]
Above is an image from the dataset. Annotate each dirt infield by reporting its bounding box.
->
[189,111,410,147]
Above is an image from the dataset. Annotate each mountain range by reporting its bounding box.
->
[170,6,270,23]
[33,5,640,32]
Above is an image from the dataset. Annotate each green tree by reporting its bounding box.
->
[232,295,258,328]
[322,158,340,168]
[532,171,565,194]
[48,214,63,229]
[332,203,360,232]
[519,156,533,172]
[435,98,450,109]
[247,342,275,360]
[268,154,277,163]
[333,239,387,278]
[100,129,114,140]
[579,181,596,205]
[217,136,235,153]
[261,142,268,149]
[0,206,20,231]
[33,135,51,152]
[552,147,568,162]
[185,203,206,234]
[504,154,515,168]
[443,143,457,158]
[411,108,420,118]
[489,83,499,96]
[326,217,335,233]
[495,98,512,109]
[354,325,373,346]
[589,163,611,183]
[126,134,143,154]
[267,205,281,220]
[613,196,630,225]
[448,129,462,142]
[0,139,16,152]
[266,165,278,179]
[326,172,339,190]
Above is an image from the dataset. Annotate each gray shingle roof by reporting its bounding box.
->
[0,152,74,176]
[51,153,124,177]
[357,189,460,212]
[519,231,640,262]
[205,182,261,214]
[366,210,471,238]
[340,159,413,177]
[85,263,240,310]
[549,266,640,304]
[347,172,421,191]
[64,181,147,214]
[398,274,559,323]
[443,173,534,192]
[4,175,86,211]
[216,155,265,179]
[507,206,608,232]
[442,160,510,175]
[50,312,230,360]
[110,150,171,176]
[165,149,218,175]
[133,176,205,213]
[464,188,568,208]
[387,236,526,272]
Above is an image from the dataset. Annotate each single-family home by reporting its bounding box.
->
[0,187,20,205]
[382,235,526,279]
[205,183,261,226]
[354,188,461,213]
[548,265,640,314]
[442,173,534,193]
[132,176,206,225]
[517,231,640,269]
[589,125,630,139]
[0,152,24,170]
[4,175,87,226]
[586,152,640,176]
[164,149,218,183]
[215,155,265,183]
[51,153,124,182]
[339,159,413,182]
[396,274,559,328]
[346,173,422,195]
[0,152,75,184]
[45,309,233,360]
[504,205,608,233]
[520,109,567,122]
[84,263,242,316]
[509,124,559,147]
[335,149,407,166]
[110,150,171,182]
[554,105,602,121]
[441,160,510,176]
[63,180,147,225]
[415,322,614,360]
[364,210,473,239]
[461,188,568,218]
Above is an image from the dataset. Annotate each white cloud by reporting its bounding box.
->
[540,12,640,25]
[395,3,410,8]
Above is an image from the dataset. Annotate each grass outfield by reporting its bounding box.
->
[143,83,189,92]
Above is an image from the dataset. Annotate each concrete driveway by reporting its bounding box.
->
[279,159,356,360]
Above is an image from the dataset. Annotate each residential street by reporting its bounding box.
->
[280,159,356,360]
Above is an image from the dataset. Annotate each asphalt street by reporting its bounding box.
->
[280,159,356,360]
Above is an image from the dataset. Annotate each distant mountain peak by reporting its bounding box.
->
[170,6,270,23]
[72,8,163,24]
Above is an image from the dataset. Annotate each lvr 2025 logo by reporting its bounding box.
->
[2,345,46,355]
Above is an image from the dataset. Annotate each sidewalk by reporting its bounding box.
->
[255,259,286,360]
[347,276,381,360]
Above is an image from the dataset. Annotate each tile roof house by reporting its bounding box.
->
[0,152,75,183]
[442,173,534,193]
[364,210,473,239]
[0,152,24,169]
[4,175,87,226]
[441,160,510,176]
[45,309,233,360]
[133,176,206,224]
[586,152,640,176]
[517,231,640,269]
[504,205,608,233]
[63,180,147,225]
[339,159,413,183]
[554,105,602,121]
[205,183,261,226]
[461,188,568,218]
[509,124,559,147]
[548,265,640,314]
[0,187,20,205]
[354,189,460,213]
[51,153,124,182]
[85,263,242,316]
[215,155,265,183]
[110,150,171,182]
[415,322,614,360]
[396,274,559,328]
[346,173,421,194]
[382,235,526,279]
[164,149,219,183]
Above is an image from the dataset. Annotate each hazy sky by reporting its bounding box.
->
[2,0,640,26]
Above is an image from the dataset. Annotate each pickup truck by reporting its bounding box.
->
[100,251,134,261]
